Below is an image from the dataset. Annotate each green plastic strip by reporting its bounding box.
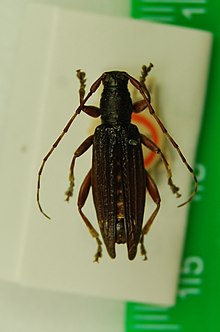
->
[126,0,220,331]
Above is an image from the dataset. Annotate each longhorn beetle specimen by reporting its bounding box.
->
[37,64,198,262]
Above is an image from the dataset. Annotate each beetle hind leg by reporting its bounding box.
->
[77,169,102,262]
[139,171,161,260]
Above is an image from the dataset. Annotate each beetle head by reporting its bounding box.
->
[102,71,128,88]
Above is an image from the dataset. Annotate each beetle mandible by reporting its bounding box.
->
[37,64,198,262]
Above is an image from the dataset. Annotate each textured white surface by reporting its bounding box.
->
[0,1,212,331]
[1,2,212,302]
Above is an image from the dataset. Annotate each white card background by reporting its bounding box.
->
[0,4,212,305]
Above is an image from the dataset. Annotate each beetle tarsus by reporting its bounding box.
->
[76,69,86,103]
[168,178,181,198]
[139,63,153,102]
[139,235,148,261]
[65,177,74,202]
[93,239,102,263]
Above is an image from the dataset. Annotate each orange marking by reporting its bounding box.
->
[132,113,159,168]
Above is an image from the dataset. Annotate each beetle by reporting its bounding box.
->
[37,64,198,262]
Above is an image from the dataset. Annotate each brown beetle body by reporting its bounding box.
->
[37,65,198,262]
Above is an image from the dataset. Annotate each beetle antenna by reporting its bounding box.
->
[127,70,198,206]
[37,73,104,218]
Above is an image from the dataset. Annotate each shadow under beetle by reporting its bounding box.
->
[37,64,198,262]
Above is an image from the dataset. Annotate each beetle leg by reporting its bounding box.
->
[76,70,101,118]
[133,99,148,113]
[141,134,181,198]
[77,169,102,262]
[139,63,153,101]
[76,69,86,103]
[139,171,161,260]
[82,106,101,118]
[132,63,153,113]
[65,135,93,202]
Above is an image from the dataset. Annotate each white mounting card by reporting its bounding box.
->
[0,4,212,305]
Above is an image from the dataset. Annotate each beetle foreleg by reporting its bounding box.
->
[140,171,161,260]
[139,63,153,101]
[76,70,101,118]
[77,169,102,262]
[132,99,148,114]
[132,63,153,113]
[141,134,181,198]
[81,106,101,118]
[65,135,93,202]
[76,69,86,103]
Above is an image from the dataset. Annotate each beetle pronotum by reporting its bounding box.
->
[37,64,198,262]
